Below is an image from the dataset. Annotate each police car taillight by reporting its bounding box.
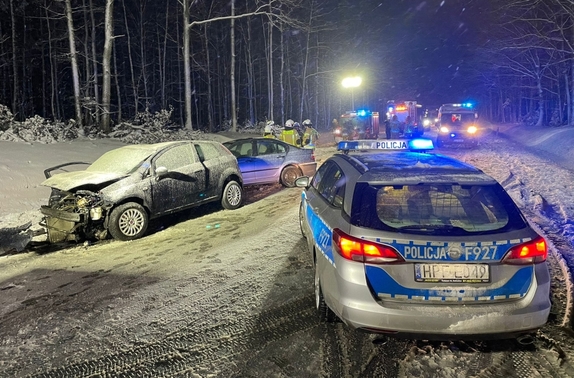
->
[502,236,547,265]
[333,229,404,264]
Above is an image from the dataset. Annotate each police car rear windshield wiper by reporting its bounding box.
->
[397,224,467,235]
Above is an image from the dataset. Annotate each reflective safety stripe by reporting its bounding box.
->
[367,265,533,302]
[304,200,335,266]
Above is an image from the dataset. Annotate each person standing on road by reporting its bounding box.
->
[390,115,401,138]
[263,120,277,138]
[384,116,391,139]
[280,119,300,146]
[302,119,319,148]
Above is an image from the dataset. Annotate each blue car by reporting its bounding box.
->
[223,137,317,187]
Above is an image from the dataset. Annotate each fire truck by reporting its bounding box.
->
[337,109,380,140]
[386,100,424,138]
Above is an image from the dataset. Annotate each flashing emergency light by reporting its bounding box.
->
[463,102,473,108]
[337,139,434,152]
[356,109,369,116]
[395,105,408,111]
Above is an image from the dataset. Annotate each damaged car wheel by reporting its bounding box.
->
[109,202,149,241]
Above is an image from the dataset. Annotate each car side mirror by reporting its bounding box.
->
[295,176,310,188]
[156,166,168,179]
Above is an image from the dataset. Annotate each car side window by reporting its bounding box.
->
[227,141,253,157]
[312,162,345,208]
[275,143,286,154]
[311,162,330,190]
[257,139,278,155]
[195,142,220,161]
[155,144,194,172]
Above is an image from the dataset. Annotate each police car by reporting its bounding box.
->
[296,139,550,340]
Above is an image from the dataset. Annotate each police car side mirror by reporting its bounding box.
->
[295,176,310,188]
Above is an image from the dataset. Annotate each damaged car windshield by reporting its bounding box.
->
[85,147,153,175]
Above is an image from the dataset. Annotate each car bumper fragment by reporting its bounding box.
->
[299,162,317,177]
[40,205,81,222]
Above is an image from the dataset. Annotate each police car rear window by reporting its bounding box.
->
[350,183,527,235]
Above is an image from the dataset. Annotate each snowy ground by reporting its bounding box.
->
[1,124,574,377]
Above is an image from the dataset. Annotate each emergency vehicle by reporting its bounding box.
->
[338,109,380,139]
[436,103,479,147]
[386,101,424,138]
[295,138,550,340]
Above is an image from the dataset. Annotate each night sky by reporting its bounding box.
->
[332,0,491,109]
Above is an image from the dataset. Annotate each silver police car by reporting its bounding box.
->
[297,139,550,340]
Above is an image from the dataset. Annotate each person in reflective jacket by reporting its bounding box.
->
[302,119,319,148]
[280,119,300,146]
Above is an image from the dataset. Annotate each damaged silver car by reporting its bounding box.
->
[40,140,243,243]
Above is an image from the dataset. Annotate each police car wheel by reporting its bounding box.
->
[315,260,336,322]
[280,166,301,187]
[299,202,307,238]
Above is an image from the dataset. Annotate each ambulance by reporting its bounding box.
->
[436,103,479,147]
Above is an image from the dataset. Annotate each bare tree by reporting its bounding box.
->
[64,0,83,128]
[230,0,237,131]
[101,0,114,133]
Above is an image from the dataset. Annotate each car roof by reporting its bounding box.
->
[224,137,292,146]
[117,140,188,154]
[334,151,497,185]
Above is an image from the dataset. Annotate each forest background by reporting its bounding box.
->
[1,0,574,136]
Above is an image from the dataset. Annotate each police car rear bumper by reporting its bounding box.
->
[330,264,551,338]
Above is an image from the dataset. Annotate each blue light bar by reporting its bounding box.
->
[356,109,369,116]
[337,139,434,152]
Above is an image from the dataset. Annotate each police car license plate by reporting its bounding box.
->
[415,263,490,283]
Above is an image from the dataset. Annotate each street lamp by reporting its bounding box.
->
[342,76,362,111]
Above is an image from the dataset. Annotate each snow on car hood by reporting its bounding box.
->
[41,170,126,191]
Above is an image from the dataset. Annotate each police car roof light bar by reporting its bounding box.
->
[337,139,434,153]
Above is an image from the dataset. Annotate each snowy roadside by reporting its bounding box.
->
[0,129,333,254]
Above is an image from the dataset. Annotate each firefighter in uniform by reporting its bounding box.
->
[280,119,300,146]
[302,119,319,148]
[389,115,402,138]
[263,120,277,138]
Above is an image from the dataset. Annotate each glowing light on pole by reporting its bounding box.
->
[342,76,362,110]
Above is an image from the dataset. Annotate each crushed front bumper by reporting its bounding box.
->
[40,206,82,243]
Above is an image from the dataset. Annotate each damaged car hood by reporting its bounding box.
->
[41,170,127,191]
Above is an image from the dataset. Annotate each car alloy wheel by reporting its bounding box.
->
[109,202,149,241]
[281,166,301,187]
[222,180,242,210]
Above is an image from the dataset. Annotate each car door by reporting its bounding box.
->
[193,141,225,200]
[150,143,205,215]
[254,139,287,183]
[304,161,347,305]
[226,140,258,185]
